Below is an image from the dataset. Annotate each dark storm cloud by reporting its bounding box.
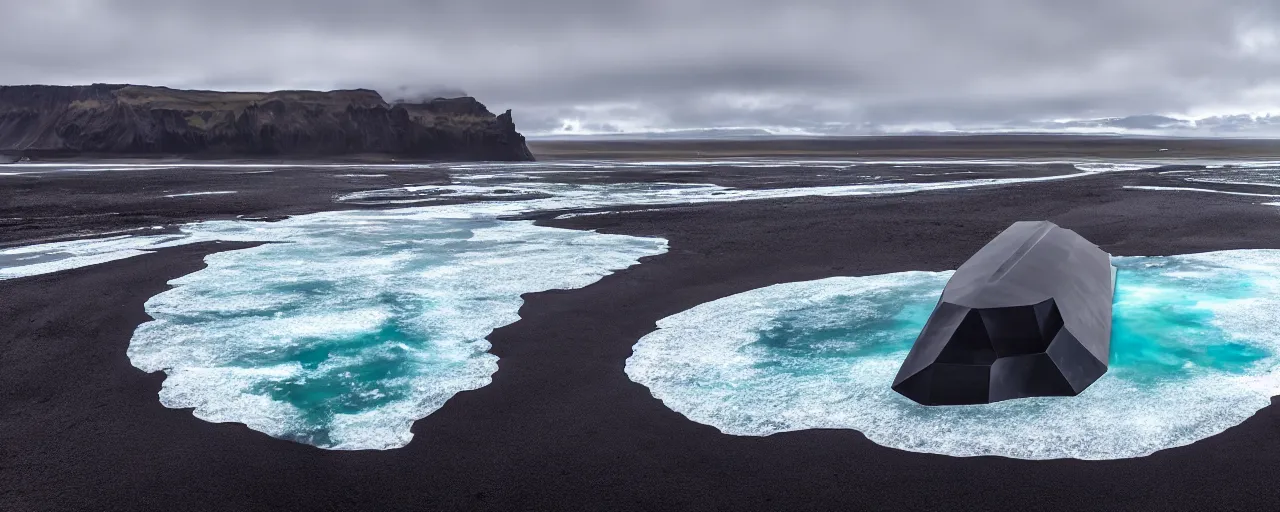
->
[4,0,1280,135]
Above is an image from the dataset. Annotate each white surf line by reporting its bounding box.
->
[333,174,390,178]
[451,174,506,180]
[510,169,614,174]
[1185,178,1280,188]
[607,159,1014,167]
[489,160,843,171]
[0,234,190,280]
[343,162,1150,208]
[477,160,1150,180]
[1123,186,1280,198]
[554,208,669,220]
[73,226,170,237]
[342,199,446,205]
[0,161,1150,282]
[454,173,546,180]
[1202,161,1280,169]
[340,184,548,201]
[164,191,238,198]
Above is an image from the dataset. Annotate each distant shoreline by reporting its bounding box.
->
[530,134,1280,160]
[7,134,1280,164]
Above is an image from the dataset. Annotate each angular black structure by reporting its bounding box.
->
[892,221,1115,405]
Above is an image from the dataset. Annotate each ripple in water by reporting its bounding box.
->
[626,250,1280,460]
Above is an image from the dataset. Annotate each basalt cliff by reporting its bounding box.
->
[0,84,534,161]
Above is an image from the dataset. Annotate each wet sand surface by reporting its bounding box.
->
[0,161,1096,247]
[5,158,1280,510]
[0,166,451,248]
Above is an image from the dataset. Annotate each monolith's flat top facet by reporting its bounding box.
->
[892,221,1114,405]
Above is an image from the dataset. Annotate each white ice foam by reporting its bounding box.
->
[1186,178,1280,189]
[341,163,1135,210]
[165,191,238,198]
[0,234,192,280]
[1124,185,1280,198]
[554,208,668,220]
[452,173,544,180]
[341,199,447,205]
[126,209,667,450]
[337,184,547,203]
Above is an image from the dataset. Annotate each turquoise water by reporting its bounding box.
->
[752,288,940,371]
[748,259,1269,383]
[129,209,668,450]
[1111,259,1268,381]
[627,250,1280,460]
[240,318,423,448]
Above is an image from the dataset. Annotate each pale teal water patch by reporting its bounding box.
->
[626,250,1280,460]
[129,209,667,450]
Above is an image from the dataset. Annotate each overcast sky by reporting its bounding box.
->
[4,0,1280,135]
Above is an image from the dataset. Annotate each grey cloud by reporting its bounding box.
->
[3,0,1280,135]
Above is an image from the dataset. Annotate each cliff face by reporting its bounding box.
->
[0,84,534,161]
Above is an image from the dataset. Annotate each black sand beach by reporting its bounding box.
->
[0,160,1085,248]
[5,154,1280,510]
[0,165,452,248]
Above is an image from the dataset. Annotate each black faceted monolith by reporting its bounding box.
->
[892,221,1115,406]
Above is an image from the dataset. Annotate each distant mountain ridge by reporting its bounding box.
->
[0,84,534,160]
[526,114,1280,140]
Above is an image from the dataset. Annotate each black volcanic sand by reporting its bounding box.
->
[0,165,451,247]
[7,166,1280,510]
[0,162,1080,247]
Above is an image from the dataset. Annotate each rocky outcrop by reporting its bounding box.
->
[0,84,534,161]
